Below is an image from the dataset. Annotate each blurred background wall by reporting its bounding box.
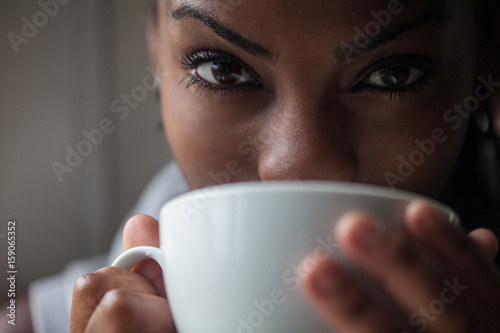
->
[0,0,172,298]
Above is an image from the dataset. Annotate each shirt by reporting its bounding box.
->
[28,162,188,333]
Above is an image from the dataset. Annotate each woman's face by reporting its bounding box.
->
[152,0,482,197]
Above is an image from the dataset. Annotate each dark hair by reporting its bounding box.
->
[440,0,500,264]
[440,110,500,258]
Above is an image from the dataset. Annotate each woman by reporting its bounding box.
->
[71,0,500,332]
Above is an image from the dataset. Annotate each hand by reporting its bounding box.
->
[70,215,177,333]
[301,200,500,333]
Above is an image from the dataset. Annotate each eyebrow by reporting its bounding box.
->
[335,10,447,64]
[171,5,274,60]
[171,5,447,65]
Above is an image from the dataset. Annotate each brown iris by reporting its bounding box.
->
[378,67,411,87]
[210,62,244,85]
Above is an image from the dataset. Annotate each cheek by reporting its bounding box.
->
[372,122,467,197]
[157,31,258,189]
[353,84,472,197]
[345,107,464,197]
[358,84,473,197]
[160,82,262,189]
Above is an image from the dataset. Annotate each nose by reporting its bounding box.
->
[257,100,358,182]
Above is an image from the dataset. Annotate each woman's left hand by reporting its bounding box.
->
[301,200,500,333]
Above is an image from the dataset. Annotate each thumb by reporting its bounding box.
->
[123,214,160,250]
[122,214,166,297]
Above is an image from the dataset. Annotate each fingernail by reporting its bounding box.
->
[312,261,343,296]
[407,200,450,234]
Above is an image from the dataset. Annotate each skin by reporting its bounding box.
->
[161,0,469,194]
[69,0,500,332]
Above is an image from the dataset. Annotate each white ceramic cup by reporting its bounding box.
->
[112,181,459,333]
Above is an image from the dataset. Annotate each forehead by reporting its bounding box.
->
[169,0,450,28]
[168,0,452,48]
[167,0,457,66]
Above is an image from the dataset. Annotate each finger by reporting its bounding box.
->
[122,214,165,297]
[71,267,158,333]
[335,211,478,332]
[301,257,405,333]
[123,214,160,250]
[467,228,499,261]
[405,200,500,305]
[133,260,166,298]
[86,290,176,333]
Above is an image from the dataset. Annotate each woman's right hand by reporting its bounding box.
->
[70,215,177,333]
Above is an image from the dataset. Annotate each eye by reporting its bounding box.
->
[352,55,441,102]
[195,61,254,86]
[180,49,262,99]
[365,66,424,88]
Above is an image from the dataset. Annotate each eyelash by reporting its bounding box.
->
[352,54,441,102]
[180,48,261,99]
[180,49,440,102]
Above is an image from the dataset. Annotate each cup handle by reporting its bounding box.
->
[111,246,165,271]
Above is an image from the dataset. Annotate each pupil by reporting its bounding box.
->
[380,67,410,86]
[211,62,242,84]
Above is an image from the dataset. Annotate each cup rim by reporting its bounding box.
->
[161,181,458,222]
